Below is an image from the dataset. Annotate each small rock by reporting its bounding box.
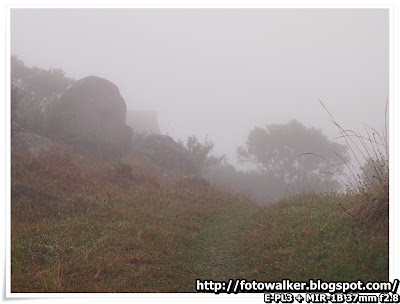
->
[11,132,54,157]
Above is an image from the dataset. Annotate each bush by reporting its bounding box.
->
[115,159,133,178]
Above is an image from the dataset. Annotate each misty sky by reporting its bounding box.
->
[10,8,389,165]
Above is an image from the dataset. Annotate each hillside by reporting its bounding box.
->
[11,144,388,292]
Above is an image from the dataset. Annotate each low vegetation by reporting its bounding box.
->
[11,144,254,292]
[245,193,388,282]
[11,142,388,292]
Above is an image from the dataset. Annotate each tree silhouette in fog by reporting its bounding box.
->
[180,135,226,174]
[11,55,75,135]
[237,120,350,191]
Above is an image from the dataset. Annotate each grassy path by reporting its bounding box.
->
[183,205,259,290]
[11,146,388,292]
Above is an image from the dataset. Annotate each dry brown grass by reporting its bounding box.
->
[318,101,389,226]
[11,143,255,292]
[10,132,388,292]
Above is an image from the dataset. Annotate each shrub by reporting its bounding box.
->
[115,159,133,178]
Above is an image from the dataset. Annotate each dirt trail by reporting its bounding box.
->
[187,206,258,285]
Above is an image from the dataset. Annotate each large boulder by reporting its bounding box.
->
[126,110,161,134]
[59,76,127,139]
[133,135,199,176]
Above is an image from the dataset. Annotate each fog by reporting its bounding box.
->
[11,8,388,167]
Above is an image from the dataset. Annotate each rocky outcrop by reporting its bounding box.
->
[133,134,199,176]
[11,122,22,136]
[59,76,127,139]
[11,183,67,207]
[126,110,161,134]
[11,132,54,157]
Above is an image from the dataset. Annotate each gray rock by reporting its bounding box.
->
[126,110,161,135]
[59,75,127,139]
[133,134,199,176]
[11,132,54,157]
[11,183,66,207]
[183,175,210,188]
[11,121,22,136]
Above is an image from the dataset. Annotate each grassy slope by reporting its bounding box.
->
[245,194,388,282]
[11,145,388,292]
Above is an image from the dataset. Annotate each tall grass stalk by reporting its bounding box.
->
[318,100,389,224]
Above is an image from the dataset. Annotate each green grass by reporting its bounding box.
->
[185,202,260,283]
[11,144,388,292]
[243,193,388,282]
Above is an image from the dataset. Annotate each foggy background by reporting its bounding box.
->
[10,8,389,167]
